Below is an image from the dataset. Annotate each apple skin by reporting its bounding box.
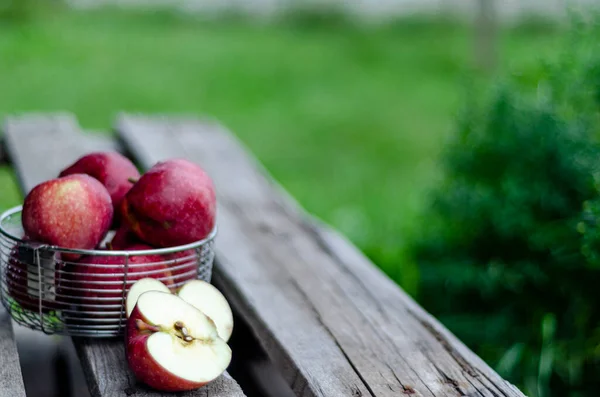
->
[121,159,216,248]
[166,250,198,286]
[111,226,198,284]
[59,152,140,227]
[70,244,175,309]
[111,233,198,286]
[22,174,113,256]
[126,306,212,392]
[106,238,194,290]
[109,225,141,250]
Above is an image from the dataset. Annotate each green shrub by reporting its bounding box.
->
[0,0,62,22]
[412,25,600,397]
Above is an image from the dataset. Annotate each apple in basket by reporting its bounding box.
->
[120,159,217,248]
[59,152,141,227]
[66,244,176,313]
[21,174,113,259]
[108,225,141,250]
[109,230,198,286]
[164,249,199,286]
[124,278,234,391]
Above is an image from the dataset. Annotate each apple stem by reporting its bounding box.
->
[136,319,160,333]
[174,321,193,342]
[128,177,139,184]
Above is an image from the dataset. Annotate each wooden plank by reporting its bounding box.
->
[3,113,82,192]
[0,307,27,397]
[82,131,124,154]
[2,114,245,397]
[117,114,526,397]
[0,129,118,165]
[2,114,122,192]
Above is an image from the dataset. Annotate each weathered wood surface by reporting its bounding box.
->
[0,307,27,397]
[118,114,526,397]
[3,114,121,192]
[3,114,245,397]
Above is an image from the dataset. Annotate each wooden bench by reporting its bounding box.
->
[0,113,526,397]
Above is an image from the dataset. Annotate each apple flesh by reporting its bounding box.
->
[126,278,170,317]
[125,278,234,341]
[59,152,140,226]
[22,174,113,255]
[126,291,231,391]
[177,280,234,342]
[121,159,216,248]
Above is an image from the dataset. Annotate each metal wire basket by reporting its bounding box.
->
[0,205,216,338]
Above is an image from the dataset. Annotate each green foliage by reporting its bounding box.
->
[413,25,600,396]
[0,0,35,21]
[0,0,62,23]
[0,167,21,208]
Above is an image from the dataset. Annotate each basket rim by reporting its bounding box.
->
[0,205,217,256]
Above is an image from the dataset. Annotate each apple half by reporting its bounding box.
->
[126,291,232,391]
[177,280,234,343]
[126,278,234,343]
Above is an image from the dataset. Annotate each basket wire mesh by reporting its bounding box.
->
[0,206,216,337]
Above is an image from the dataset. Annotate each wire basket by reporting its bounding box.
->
[0,205,216,338]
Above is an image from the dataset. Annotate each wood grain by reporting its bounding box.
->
[0,307,27,397]
[117,114,526,397]
[3,114,245,397]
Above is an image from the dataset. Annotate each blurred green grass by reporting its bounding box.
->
[0,9,561,293]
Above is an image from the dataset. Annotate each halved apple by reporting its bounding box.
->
[125,277,234,341]
[126,291,232,392]
[177,280,234,342]
[126,278,171,317]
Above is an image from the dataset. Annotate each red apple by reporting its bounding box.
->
[22,174,113,255]
[69,244,175,316]
[121,159,216,248]
[109,225,141,250]
[166,250,198,286]
[126,291,231,391]
[177,280,233,342]
[59,152,140,226]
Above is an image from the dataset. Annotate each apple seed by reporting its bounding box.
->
[174,321,193,342]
